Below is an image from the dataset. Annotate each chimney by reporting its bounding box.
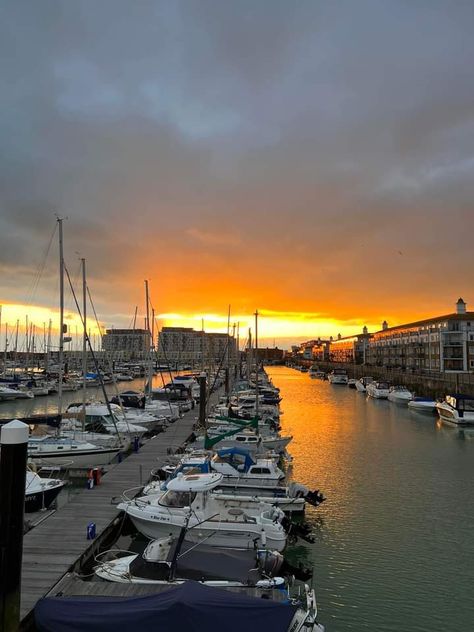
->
[382,320,388,330]
[456,298,466,314]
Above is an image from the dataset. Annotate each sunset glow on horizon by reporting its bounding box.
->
[1,2,473,349]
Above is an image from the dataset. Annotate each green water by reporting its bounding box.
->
[269,366,474,631]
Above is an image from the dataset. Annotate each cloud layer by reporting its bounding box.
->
[1,1,473,338]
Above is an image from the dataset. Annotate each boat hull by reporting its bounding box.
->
[28,447,120,468]
[124,509,286,551]
[25,481,66,512]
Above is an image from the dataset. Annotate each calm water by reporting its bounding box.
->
[268,366,474,632]
[0,376,168,420]
[4,368,473,629]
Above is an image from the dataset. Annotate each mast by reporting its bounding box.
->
[57,217,64,415]
[144,280,152,396]
[45,319,52,373]
[25,316,29,373]
[3,323,8,373]
[81,258,87,425]
[254,310,259,419]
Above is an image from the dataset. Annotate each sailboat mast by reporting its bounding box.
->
[144,280,151,396]
[57,217,64,415]
[81,258,87,423]
[254,310,259,419]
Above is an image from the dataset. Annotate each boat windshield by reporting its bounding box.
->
[159,490,196,508]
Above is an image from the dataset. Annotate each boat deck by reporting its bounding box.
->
[46,572,288,602]
[20,403,204,625]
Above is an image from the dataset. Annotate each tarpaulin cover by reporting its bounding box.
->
[34,580,297,632]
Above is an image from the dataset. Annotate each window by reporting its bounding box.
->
[159,490,196,508]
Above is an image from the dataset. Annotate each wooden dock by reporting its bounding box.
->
[19,405,203,626]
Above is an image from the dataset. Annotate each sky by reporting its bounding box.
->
[1,0,474,348]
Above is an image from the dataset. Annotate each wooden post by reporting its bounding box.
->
[0,420,29,631]
[198,372,207,429]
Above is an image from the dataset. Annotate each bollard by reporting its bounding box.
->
[133,436,140,452]
[118,451,123,463]
[92,468,101,486]
[86,522,96,540]
[0,420,29,632]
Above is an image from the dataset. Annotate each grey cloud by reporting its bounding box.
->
[1,0,473,324]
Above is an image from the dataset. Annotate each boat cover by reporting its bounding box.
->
[130,539,260,582]
[34,580,297,632]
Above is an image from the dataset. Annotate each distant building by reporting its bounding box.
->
[102,329,151,358]
[365,298,474,372]
[157,326,236,365]
[252,347,285,363]
[329,328,371,364]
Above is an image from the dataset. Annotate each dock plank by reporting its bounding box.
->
[19,402,204,622]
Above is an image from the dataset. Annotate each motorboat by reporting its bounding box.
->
[348,379,357,389]
[65,403,160,435]
[388,386,414,404]
[327,369,348,385]
[95,536,288,587]
[118,473,288,551]
[407,397,437,414]
[28,436,121,468]
[64,405,148,441]
[436,394,474,425]
[151,449,325,513]
[355,377,373,393]
[0,386,23,401]
[193,430,292,454]
[34,580,326,632]
[366,381,390,399]
[25,469,66,512]
[308,365,319,378]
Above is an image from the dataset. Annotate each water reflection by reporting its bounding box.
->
[268,366,474,632]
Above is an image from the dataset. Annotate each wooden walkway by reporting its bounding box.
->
[20,406,202,623]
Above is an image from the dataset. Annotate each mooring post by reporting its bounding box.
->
[198,372,207,428]
[0,419,29,632]
[225,368,229,402]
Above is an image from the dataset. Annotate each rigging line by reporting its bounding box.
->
[63,263,120,437]
[148,302,178,419]
[22,221,57,309]
[86,284,129,419]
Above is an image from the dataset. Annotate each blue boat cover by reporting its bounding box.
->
[34,581,297,632]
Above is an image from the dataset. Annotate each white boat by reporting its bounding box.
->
[194,430,292,454]
[95,535,286,587]
[25,470,66,512]
[355,377,373,393]
[408,397,437,414]
[0,386,23,401]
[65,403,156,436]
[327,369,348,385]
[388,385,413,404]
[119,473,288,551]
[151,450,325,512]
[366,381,390,399]
[436,394,474,425]
[28,436,120,468]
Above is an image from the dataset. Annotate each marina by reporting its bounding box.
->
[2,4,474,630]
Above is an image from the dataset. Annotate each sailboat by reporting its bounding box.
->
[28,220,120,469]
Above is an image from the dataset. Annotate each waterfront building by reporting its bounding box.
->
[157,326,236,366]
[102,328,151,359]
[365,299,474,372]
[329,328,371,364]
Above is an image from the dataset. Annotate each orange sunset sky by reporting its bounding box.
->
[1,2,473,348]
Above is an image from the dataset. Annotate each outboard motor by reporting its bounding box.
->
[281,516,316,544]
